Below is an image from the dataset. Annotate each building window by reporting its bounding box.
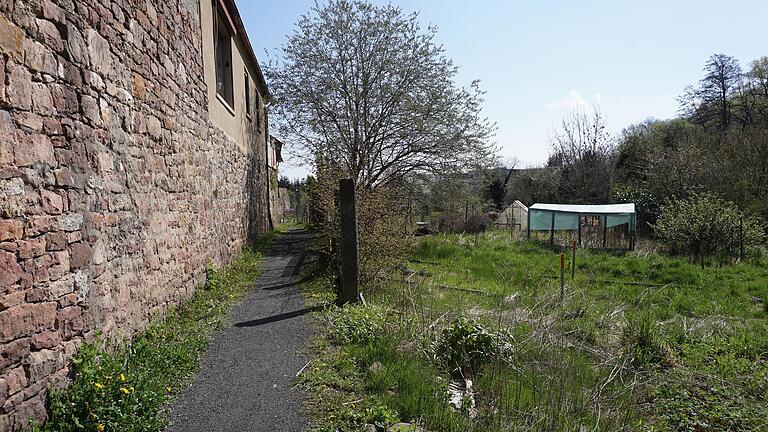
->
[214,4,234,109]
[244,70,252,119]
[255,87,262,130]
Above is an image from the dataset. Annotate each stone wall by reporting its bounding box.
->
[0,0,268,429]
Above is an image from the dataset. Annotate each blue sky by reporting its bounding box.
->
[238,0,768,179]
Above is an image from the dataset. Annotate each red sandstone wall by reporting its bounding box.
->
[0,0,268,429]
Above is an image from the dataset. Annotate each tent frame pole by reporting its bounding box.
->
[577,214,582,247]
[550,211,555,246]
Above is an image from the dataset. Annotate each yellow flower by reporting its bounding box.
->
[166,387,172,392]
[96,424,105,432]
[94,383,104,390]
[129,386,135,393]
[120,373,126,382]
[119,387,130,394]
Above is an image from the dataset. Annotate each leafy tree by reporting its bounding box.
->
[653,193,764,264]
[266,0,496,189]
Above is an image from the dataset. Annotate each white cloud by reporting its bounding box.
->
[546,89,602,109]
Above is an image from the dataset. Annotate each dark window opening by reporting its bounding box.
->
[214,5,234,108]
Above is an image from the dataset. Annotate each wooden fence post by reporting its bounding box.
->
[338,178,359,305]
[571,240,577,280]
[560,252,565,302]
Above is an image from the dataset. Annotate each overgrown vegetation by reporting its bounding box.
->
[299,232,768,431]
[37,241,271,432]
[653,193,764,261]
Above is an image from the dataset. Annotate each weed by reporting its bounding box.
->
[325,304,389,345]
[38,247,266,432]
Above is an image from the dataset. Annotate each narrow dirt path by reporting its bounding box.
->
[167,228,315,432]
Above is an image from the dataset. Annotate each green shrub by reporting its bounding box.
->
[621,313,668,368]
[434,316,513,375]
[325,304,388,345]
[653,193,764,260]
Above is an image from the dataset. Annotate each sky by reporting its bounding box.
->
[237,0,768,179]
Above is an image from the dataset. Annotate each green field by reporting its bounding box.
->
[300,231,768,431]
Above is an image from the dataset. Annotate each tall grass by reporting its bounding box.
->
[300,231,768,431]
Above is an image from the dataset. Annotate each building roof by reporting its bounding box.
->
[219,0,270,99]
[529,203,635,214]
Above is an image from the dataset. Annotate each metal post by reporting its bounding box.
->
[577,214,582,247]
[527,208,531,240]
[338,178,359,305]
[602,215,608,250]
[550,211,555,247]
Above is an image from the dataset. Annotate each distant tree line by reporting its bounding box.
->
[504,54,768,236]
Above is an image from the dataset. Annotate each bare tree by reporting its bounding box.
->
[266,0,496,189]
[548,107,615,203]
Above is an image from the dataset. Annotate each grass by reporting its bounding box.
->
[299,231,768,431]
[36,234,274,432]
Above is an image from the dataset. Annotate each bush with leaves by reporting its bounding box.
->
[325,304,389,345]
[653,193,764,261]
[311,164,410,289]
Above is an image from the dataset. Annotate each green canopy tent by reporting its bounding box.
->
[526,203,637,249]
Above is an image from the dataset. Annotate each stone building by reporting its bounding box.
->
[0,0,270,428]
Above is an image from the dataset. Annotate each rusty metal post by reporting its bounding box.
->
[338,178,359,305]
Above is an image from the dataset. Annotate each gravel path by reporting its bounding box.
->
[167,229,315,432]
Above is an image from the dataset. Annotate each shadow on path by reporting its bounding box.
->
[235,305,325,328]
[166,228,315,432]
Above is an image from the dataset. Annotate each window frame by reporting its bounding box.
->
[244,69,252,120]
[213,2,235,113]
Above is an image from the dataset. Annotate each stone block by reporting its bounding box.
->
[41,189,63,215]
[30,330,59,350]
[5,63,32,111]
[17,237,45,259]
[46,273,73,299]
[56,306,83,339]
[0,302,57,343]
[0,292,24,311]
[23,39,57,76]
[56,213,83,232]
[14,133,55,167]
[0,251,21,288]
[86,29,112,75]
[47,250,69,281]
[27,348,62,383]
[0,220,23,242]
[13,112,43,132]
[0,112,13,165]
[65,23,86,65]
[35,19,63,52]
[69,242,91,269]
[31,83,55,116]
[2,366,26,396]
[0,337,29,370]
[0,16,24,62]
[45,232,67,251]
[51,84,79,115]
